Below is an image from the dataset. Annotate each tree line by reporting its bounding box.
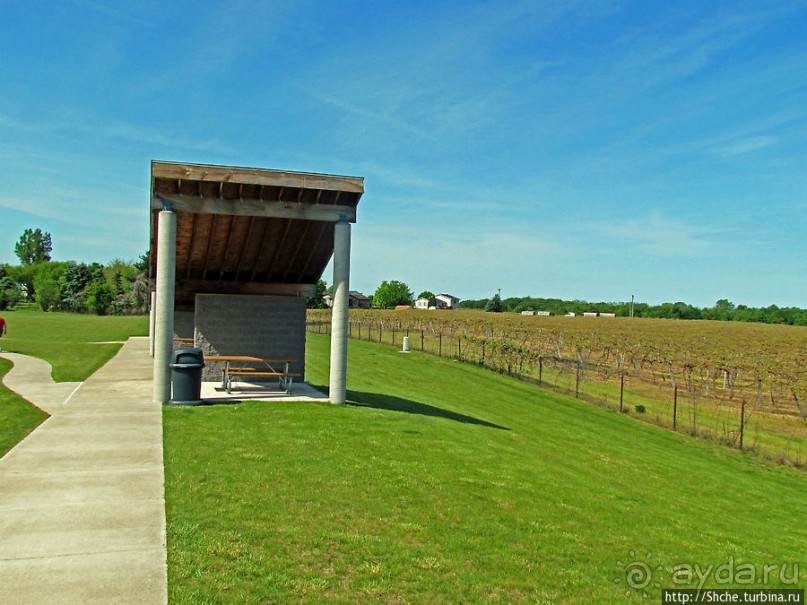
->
[306,279,438,310]
[0,228,149,315]
[460,295,807,326]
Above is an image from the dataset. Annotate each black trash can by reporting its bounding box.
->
[169,347,205,405]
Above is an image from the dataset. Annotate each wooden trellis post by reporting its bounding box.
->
[673,385,678,430]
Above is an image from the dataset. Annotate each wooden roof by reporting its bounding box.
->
[149,161,364,306]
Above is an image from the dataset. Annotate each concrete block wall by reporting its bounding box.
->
[194,294,307,382]
[173,311,194,340]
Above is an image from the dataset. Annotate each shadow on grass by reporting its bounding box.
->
[345,388,509,430]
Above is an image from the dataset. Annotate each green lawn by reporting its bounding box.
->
[0,309,149,456]
[0,358,49,456]
[164,334,806,603]
[0,309,148,381]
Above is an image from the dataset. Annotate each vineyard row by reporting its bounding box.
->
[306,312,807,468]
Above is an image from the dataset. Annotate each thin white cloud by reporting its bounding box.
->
[69,0,156,28]
[0,189,143,226]
[717,136,779,157]
[303,90,435,141]
[592,213,734,257]
[99,119,236,155]
[0,110,234,156]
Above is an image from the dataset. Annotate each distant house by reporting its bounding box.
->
[415,293,460,310]
[414,297,430,310]
[324,291,371,309]
[434,293,460,310]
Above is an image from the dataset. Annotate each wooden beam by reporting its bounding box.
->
[234,216,255,280]
[218,215,236,281]
[151,161,364,194]
[186,213,199,279]
[282,222,310,283]
[265,219,293,282]
[177,280,316,297]
[296,222,330,283]
[202,214,217,280]
[250,219,273,282]
[152,193,357,223]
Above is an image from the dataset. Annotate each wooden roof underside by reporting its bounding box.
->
[149,161,363,306]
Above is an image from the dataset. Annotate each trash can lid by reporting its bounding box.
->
[172,347,204,364]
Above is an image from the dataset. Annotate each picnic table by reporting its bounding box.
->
[205,355,300,394]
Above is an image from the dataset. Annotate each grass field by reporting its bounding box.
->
[0,358,48,456]
[0,309,149,456]
[164,333,806,603]
[0,309,149,381]
[309,310,807,467]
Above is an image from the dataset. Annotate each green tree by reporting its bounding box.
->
[15,228,53,265]
[35,279,60,311]
[485,293,504,313]
[0,277,21,310]
[85,280,113,315]
[31,262,68,311]
[59,262,103,312]
[102,259,145,314]
[417,291,437,306]
[134,251,150,273]
[708,299,735,321]
[122,273,149,314]
[307,279,328,309]
[372,280,413,309]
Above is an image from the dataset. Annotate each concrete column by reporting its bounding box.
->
[149,291,156,357]
[329,219,351,404]
[152,210,176,404]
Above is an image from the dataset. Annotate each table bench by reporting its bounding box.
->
[204,355,300,394]
[225,369,302,394]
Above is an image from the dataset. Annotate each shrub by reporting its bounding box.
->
[85,280,113,315]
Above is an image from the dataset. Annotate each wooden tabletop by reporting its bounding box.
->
[205,356,297,363]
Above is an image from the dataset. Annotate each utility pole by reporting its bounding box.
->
[630,294,634,318]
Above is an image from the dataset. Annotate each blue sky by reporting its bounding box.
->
[1,1,805,307]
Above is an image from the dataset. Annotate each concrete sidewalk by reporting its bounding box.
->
[0,337,167,604]
[0,352,82,415]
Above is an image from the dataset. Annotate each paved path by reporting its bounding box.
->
[0,337,167,604]
[0,352,82,415]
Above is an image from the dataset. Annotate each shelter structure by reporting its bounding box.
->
[149,160,363,405]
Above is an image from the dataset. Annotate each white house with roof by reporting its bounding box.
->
[435,293,460,309]
[324,291,371,308]
[415,293,460,310]
[414,297,430,309]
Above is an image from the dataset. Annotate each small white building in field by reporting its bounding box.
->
[414,297,430,310]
